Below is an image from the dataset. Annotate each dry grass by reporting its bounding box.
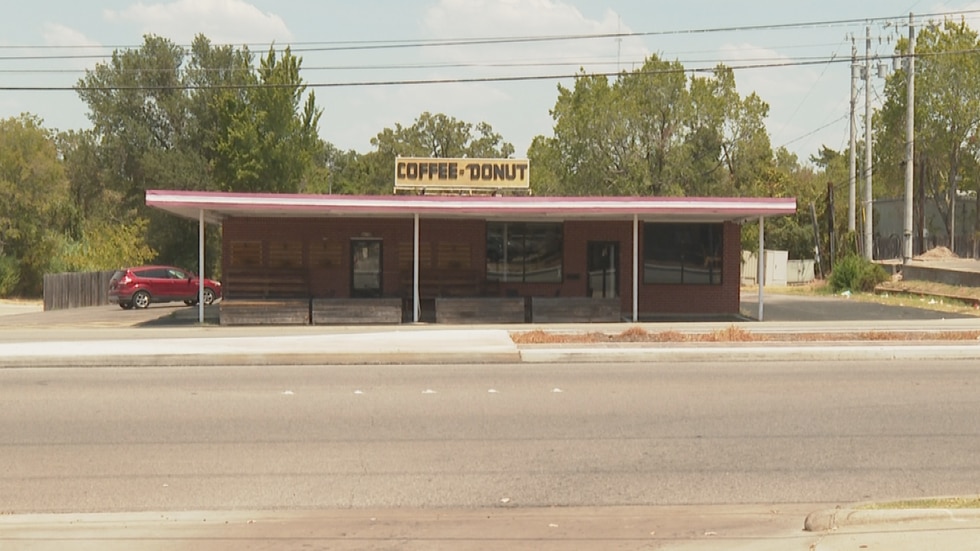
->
[510,325,980,344]
[859,496,980,510]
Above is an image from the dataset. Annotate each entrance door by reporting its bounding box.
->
[351,239,382,297]
[587,242,619,298]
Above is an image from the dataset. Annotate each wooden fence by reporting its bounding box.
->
[43,270,116,311]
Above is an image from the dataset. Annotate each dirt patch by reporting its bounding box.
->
[511,326,980,344]
[914,246,958,261]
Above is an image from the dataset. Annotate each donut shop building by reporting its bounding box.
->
[146,158,796,325]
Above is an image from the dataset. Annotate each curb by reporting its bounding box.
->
[0,351,524,368]
[3,341,980,368]
[804,506,980,532]
[518,343,980,363]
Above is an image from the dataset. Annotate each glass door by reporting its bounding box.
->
[351,239,382,297]
[587,241,619,298]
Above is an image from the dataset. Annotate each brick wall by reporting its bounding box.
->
[222,217,743,316]
[636,221,741,315]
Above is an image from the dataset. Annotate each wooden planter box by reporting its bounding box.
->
[220,298,310,325]
[435,297,526,324]
[312,298,403,325]
[531,297,621,323]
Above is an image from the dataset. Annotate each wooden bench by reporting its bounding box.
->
[531,297,621,323]
[224,269,309,299]
[312,298,403,325]
[435,297,526,324]
[220,298,310,326]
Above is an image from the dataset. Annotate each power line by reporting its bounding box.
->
[0,56,862,92]
[8,44,980,92]
[1,8,978,60]
[0,52,856,75]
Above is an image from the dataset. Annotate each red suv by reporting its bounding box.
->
[108,265,221,309]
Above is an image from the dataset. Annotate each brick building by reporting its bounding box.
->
[146,190,796,324]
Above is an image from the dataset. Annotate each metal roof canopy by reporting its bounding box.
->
[145,190,797,224]
[146,190,797,325]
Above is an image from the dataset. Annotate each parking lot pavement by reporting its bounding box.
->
[740,291,978,322]
[0,299,42,317]
[0,302,208,329]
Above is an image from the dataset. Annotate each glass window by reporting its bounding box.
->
[487,222,562,283]
[643,223,723,285]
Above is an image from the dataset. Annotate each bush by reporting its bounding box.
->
[829,254,889,293]
[0,255,20,297]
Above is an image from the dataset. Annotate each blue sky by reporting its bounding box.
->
[3,0,980,162]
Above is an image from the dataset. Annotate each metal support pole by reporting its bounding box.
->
[413,213,420,323]
[632,215,638,323]
[903,13,915,262]
[757,217,765,322]
[864,26,874,260]
[849,38,858,233]
[198,209,205,324]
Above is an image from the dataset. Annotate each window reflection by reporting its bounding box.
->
[487,222,563,283]
[643,223,723,285]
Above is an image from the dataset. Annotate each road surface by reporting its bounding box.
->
[3,359,978,513]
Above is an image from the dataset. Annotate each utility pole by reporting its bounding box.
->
[849,37,858,234]
[864,26,874,260]
[903,13,915,262]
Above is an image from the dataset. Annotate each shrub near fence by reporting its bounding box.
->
[43,270,116,311]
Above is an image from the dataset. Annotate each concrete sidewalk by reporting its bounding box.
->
[2,323,980,367]
[3,504,980,550]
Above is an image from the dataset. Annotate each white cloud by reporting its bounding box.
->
[720,42,814,105]
[354,0,650,155]
[42,22,100,48]
[423,0,647,73]
[40,23,102,71]
[718,41,851,151]
[104,0,292,45]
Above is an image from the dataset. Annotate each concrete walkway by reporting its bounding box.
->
[3,504,980,550]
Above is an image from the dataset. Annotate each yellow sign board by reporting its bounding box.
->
[395,157,530,190]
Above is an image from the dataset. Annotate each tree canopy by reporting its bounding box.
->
[877,18,980,244]
[72,34,324,272]
[0,115,71,294]
[528,56,775,199]
[335,111,516,194]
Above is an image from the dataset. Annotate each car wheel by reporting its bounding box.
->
[132,290,151,309]
[202,287,216,306]
[119,302,133,310]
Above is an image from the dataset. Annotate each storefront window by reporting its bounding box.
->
[487,222,563,283]
[643,223,723,285]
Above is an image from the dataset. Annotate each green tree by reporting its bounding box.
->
[75,34,325,271]
[533,72,637,196]
[370,112,513,159]
[529,56,775,199]
[56,128,157,273]
[211,45,324,193]
[617,57,690,196]
[0,115,71,295]
[877,19,980,249]
[58,218,157,273]
[342,112,514,194]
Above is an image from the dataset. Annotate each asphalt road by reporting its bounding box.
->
[3,359,979,514]
[741,292,977,321]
